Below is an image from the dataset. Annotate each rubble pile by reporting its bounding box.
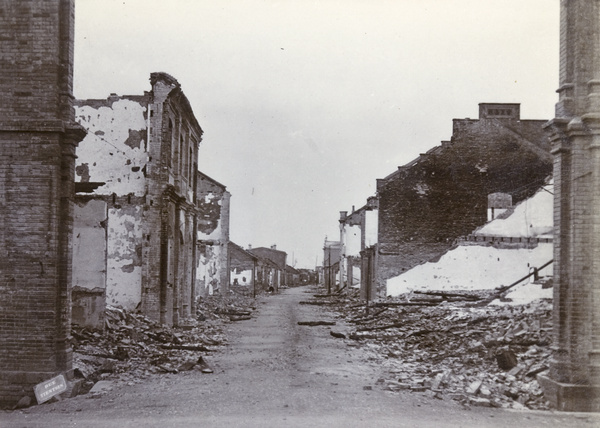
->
[71,293,255,396]
[325,289,554,410]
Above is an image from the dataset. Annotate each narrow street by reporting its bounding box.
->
[2,286,598,428]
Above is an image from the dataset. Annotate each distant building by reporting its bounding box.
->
[229,242,258,295]
[72,72,203,327]
[323,240,341,293]
[249,245,287,292]
[375,103,552,296]
[286,265,301,287]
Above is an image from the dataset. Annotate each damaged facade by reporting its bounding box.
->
[229,243,290,295]
[374,103,552,296]
[73,72,203,327]
[338,197,379,300]
[196,172,230,298]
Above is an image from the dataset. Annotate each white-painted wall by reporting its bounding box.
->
[345,224,361,257]
[106,206,144,309]
[365,210,378,247]
[75,99,148,196]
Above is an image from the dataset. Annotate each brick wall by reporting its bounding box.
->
[0,0,85,407]
[376,112,552,295]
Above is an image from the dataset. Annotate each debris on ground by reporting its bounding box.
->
[297,321,336,326]
[70,292,255,398]
[309,286,554,411]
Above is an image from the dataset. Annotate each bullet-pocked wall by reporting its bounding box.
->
[376,104,552,296]
[0,0,86,407]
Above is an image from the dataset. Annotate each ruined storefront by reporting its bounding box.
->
[73,72,203,327]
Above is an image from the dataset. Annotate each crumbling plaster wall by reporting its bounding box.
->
[197,244,222,296]
[196,180,230,297]
[74,98,148,195]
[198,192,223,240]
[72,199,107,328]
[106,204,143,310]
[74,97,149,312]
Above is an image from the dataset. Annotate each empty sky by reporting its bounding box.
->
[74,0,560,268]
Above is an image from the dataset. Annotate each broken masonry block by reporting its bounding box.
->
[466,379,483,395]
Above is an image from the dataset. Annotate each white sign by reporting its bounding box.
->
[34,374,67,404]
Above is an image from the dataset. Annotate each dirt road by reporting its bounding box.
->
[2,286,598,427]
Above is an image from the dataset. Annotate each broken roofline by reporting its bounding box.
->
[250,246,287,256]
[75,72,204,145]
[151,72,203,142]
[377,107,549,185]
[197,170,227,191]
[229,241,258,261]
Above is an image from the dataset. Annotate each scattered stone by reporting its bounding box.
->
[466,379,483,395]
[330,331,346,339]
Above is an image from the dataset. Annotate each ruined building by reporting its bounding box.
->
[229,242,258,294]
[323,240,341,293]
[538,0,600,411]
[249,246,287,292]
[196,171,230,298]
[73,72,203,327]
[338,198,379,299]
[375,103,552,296]
[230,243,288,295]
[0,0,86,406]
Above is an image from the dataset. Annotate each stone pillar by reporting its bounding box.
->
[0,0,85,407]
[538,0,600,412]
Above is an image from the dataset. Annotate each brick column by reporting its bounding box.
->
[585,79,600,386]
[538,0,600,411]
[0,0,85,407]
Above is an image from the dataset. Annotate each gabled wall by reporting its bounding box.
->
[376,105,552,295]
